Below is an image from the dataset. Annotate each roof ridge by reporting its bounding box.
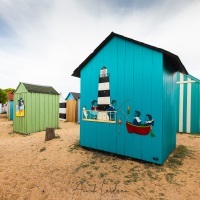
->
[22,82,54,87]
[72,32,188,78]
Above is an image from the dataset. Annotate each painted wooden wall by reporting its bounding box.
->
[162,58,177,161]
[80,36,177,164]
[14,84,59,134]
[59,93,66,121]
[176,72,200,133]
[66,100,77,122]
[0,103,3,114]
[8,101,14,120]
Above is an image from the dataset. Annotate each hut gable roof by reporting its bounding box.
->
[72,32,188,78]
[65,92,80,100]
[186,74,200,82]
[21,83,59,95]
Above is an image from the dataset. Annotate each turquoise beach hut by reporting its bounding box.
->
[72,32,188,164]
[176,72,200,134]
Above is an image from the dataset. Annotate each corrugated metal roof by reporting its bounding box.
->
[72,32,188,78]
[22,83,59,95]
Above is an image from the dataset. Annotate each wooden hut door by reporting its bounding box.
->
[66,100,77,122]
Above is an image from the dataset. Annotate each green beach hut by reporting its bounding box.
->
[13,82,59,134]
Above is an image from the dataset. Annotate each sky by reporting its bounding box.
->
[0,0,200,98]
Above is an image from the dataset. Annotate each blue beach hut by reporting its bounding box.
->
[65,92,80,122]
[72,32,188,164]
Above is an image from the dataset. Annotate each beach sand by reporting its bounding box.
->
[0,113,199,200]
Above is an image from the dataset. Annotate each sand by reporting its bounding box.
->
[0,113,199,200]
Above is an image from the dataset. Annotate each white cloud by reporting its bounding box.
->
[0,0,200,97]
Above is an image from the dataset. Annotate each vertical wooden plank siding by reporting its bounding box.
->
[14,92,27,133]
[80,68,86,146]
[66,100,77,122]
[179,73,184,132]
[99,43,110,151]
[186,78,192,133]
[132,44,143,159]
[83,61,92,148]
[109,37,118,154]
[79,35,181,164]
[89,57,98,149]
[9,101,14,120]
[183,75,188,132]
[14,84,59,134]
[141,47,153,162]
[162,58,176,162]
[116,38,125,155]
[191,82,200,133]
[124,40,134,157]
[177,72,200,133]
[27,93,59,133]
[151,51,163,164]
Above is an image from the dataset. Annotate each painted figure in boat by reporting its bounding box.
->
[145,114,154,126]
[91,100,98,119]
[132,110,142,126]
[107,100,116,120]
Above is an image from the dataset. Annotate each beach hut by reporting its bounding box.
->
[65,92,80,122]
[176,72,200,134]
[72,32,188,164]
[13,82,59,134]
[3,103,7,113]
[0,103,3,114]
[59,93,67,121]
[7,91,14,120]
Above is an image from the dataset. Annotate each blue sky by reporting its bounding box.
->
[0,0,200,97]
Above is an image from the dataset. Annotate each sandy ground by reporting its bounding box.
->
[0,113,199,200]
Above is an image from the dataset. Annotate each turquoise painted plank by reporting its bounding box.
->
[10,101,13,120]
[116,38,126,155]
[162,60,177,162]
[124,40,134,157]
[132,43,143,159]
[84,61,93,147]
[176,72,180,132]
[151,51,163,164]
[102,41,112,151]
[97,123,110,151]
[109,37,118,153]
[84,122,91,148]
[191,83,200,133]
[90,122,97,149]
[80,68,86,146]
[95,49,105,150]
[141,47,153,162]
[183,75,188,132]
[89,55,100,149]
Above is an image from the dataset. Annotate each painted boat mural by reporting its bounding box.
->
[126,122,151,135]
